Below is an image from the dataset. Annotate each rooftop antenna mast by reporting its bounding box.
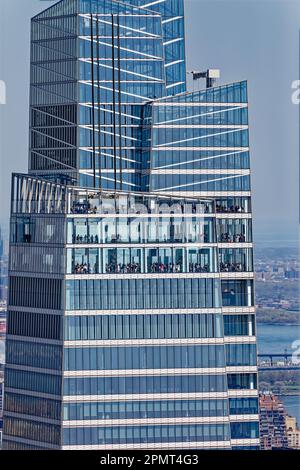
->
[187,69,220,90]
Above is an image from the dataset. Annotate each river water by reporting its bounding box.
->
[256,323,300,354]
[257,323,300,424]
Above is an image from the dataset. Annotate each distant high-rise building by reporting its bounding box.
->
[259,392,288,450]
[0,227,8,303]
[285,269,300,279]
[286,414,300,449]
[3,0,259,450]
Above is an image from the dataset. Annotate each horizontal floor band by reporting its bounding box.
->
[4,387,61,401]
[65,308,223,316]
[62,440,232,450]
[229,414,259,422]
[62,415,260,428]
[62,416,230,427]
[231,438,260,446]
[63,392,229,402]
[64,337,256,347]
[65,272,221,280]
[228,390,258,398]
[2,435,59,449]
[63,367,258,377]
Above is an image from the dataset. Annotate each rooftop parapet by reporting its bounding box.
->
[11,173,215,216]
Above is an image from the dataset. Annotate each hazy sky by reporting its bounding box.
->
[0,0,299,242]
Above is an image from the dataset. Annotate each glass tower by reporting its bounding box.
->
[3,0,259,450]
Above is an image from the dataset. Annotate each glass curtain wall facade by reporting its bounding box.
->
[118,0,187,95]
[29,0,185,191]
[3,0,259,450]
[144,82,259,448]
[4,175,234,449]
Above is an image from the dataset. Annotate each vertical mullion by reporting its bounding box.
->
[90,14,96,188]
[96,16,102,190]
[117,15,122,190]
[111,14,117,191]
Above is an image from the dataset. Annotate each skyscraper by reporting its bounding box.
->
[259,392,288,450]
[3,0,259,450]
[286,414,300,449]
